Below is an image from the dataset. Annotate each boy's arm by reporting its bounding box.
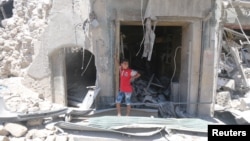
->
[133,72,140,79]
[131,71,140,82]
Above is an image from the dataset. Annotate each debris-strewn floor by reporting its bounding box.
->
[0,77,218,141]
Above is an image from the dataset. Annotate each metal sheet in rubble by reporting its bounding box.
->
[55,116,211,136]
[87,116,210,133]
[55,121,164,137]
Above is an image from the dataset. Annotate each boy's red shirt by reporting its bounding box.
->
[120,68,133,93]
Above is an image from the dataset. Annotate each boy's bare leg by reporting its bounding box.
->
[126,105,131,116]
[116,103,121,116]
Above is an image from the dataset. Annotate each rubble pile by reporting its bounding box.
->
[0,0,52,78]
[130,74,187,118]
[0,77,64,113]
[0,121,70,141]
[215,28,250,124]
[0,77,70,140]
[132,74,169,104]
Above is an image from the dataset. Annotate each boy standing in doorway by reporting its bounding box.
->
[116,59,141,116]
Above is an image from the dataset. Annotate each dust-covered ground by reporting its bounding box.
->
[0,77,222,141]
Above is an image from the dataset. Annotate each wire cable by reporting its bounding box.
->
[81,54,93,76]
[136,0,146,56]
[170,46,181,83]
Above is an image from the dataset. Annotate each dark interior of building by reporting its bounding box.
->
[0,0,13,27]
[120,25,182,103]
[65,49,96,107]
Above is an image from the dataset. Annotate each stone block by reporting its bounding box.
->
[4,123,28,137]
[0,125,9,136]
[216,91,231,107]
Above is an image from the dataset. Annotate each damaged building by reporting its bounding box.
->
[1,0,250,120]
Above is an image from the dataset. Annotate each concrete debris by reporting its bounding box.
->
[0,77,68,122]
[0,96,68,122]
[26,119,44,127]
[132,75,169,104]
[0,120,71,141]
[45,123,56,131]
[216,91,231,108]
[4,123,28,137]
[227,109,250,125]
[215,27,250,124]
[239,98,250,111]
[0,0,52,78]
[0,125,8,136]
[217,77,235,90]
[129,74,186,118]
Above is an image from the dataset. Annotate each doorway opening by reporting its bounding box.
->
[120,25,182,105]
[65,48,96,107]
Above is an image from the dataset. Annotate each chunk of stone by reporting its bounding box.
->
[0,125,9,136]
[216,91,231,107]
[4,123,28,137]
[27,129,54,139]
[239,98,250,111]
[45,123,56,131]
[26,119,44,126]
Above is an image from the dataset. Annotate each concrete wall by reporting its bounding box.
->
[106,0,214,115]
[26,0,90,103]
[25,0,221,116]
[144,0,211,19]
[179,21,202,115]
[198,0,223,117]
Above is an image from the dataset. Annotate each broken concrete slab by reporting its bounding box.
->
[217,77,235,90]
[214,104,227,111]
[227,109,250,124]
[216,91,231,108]
[238,98,250,111]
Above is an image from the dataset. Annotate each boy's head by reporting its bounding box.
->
[120,58,129,69]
